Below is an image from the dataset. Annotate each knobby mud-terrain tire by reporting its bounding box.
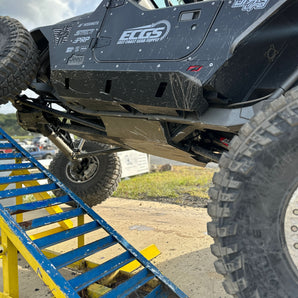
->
[0,16,39,104]
[49,141,122,207]
[208,87,298,297]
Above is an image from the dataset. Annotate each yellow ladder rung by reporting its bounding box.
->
[30,226,66,240]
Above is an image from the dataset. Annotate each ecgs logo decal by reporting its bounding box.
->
[232,0,270,12]
[117,20,171,45]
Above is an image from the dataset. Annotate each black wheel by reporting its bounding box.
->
[208,87,298,297]
[49,141,122,207]
[0,16,39,104]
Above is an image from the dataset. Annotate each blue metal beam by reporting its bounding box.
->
[0,143,13,148]
[0,183,58,199]
[145,284,168,298]
[51,235,117,269]
[34,221,100,249]
[0,163,35,171]
[103,268,154,298]
[5,195,71,215]
[0,153,23,159]
[20,208,85,231]
[0,173,46,185]
[69,251,134,292]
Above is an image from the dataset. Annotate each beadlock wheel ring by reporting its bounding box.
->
[65,157,100,184]
[284,187,298,270]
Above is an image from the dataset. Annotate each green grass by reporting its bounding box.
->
[113,166,215,200]
[13,135,34,140]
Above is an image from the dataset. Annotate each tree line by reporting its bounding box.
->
[0,113,29,136]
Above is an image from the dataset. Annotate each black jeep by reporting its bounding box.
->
[0,0,297,296]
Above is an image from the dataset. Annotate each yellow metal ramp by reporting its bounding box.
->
[0,128,187,298]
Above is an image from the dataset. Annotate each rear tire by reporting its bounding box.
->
[0,16,39,104]
[208,87,298,297]
[49,141,122,207]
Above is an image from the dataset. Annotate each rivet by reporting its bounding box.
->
[157,64,161,68]
[116,64,119,68]
[191,25,196,31]
[209,63,214,67]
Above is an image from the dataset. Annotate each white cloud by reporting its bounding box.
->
[69,0,100,15]
[0,102,16,114]
[0,0,99,30]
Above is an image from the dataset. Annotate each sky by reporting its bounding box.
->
[0,0,101,114]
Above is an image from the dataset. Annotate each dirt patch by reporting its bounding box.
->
[138,194,209,208]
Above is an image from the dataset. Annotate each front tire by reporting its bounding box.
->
[49,141,121,207]
[0,16,39,104]
[208,87,298,297]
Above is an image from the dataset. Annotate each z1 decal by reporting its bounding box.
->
[232,0,270,12]
[117,20,171,45]
[53,26,72,45]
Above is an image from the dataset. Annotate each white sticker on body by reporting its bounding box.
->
[117,20,171,45]
[232,0,270,12]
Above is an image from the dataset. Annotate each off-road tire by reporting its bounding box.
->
[0,16,39,104]
[49,141,121,207]
[208,87,298,297]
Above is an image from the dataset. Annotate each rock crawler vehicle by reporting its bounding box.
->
[0,0,297,296]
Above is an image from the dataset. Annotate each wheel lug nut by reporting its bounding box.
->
[293,209,298,215]
[291,226,298,232]
[294,243,298,249]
